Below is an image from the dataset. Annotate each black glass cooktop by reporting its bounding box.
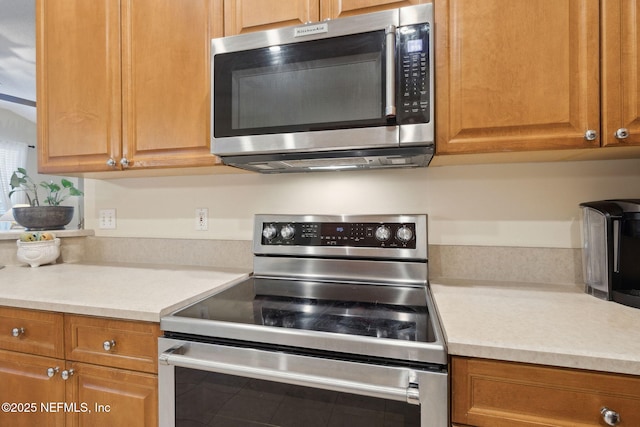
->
[172,277,435,343]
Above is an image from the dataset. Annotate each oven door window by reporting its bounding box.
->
[213,31,389,137]
[175,367,420,426]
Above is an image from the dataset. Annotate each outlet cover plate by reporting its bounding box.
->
[99,209,117,229]
[195,208,208,231]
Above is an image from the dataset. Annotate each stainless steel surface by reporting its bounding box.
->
[211,4,434,173]
[601,407,621,426]
[119,157,130,168]
[160,213,447,426]
[159,337,448,427]
[103,340,116,351]
[252,257,427,286]
[106,158,116,167]
[11,327,24,337]
[213,125,399,157]
[585,129,598,140]
[385,25,397,118]
[220,145,433,173]
[212,7,401,53]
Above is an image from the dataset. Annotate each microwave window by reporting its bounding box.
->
[232,53,382,129]
[214,31,388,137]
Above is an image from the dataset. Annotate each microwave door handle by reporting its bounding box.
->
[613,218,620,273]
[385,25,397,118]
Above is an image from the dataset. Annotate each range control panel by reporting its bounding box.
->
[261,221,417,249]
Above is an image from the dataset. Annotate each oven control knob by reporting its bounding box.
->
[262,224,278,240]
[375,225,391,241]
[396,226,413,242]
[280,224,295,240]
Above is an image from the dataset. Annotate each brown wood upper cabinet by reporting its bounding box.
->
[223,0,428,35]
[436,0,640,156]
[37,0,223,174]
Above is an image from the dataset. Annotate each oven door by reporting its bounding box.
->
[159,337,448,427]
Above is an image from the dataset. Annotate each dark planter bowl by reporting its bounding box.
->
[13,206,74,231]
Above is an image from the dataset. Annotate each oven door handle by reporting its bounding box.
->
[159,346,418,404]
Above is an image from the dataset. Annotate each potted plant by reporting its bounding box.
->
[8,168,84,230]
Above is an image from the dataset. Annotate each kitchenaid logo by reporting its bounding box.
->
[294,23,328,37]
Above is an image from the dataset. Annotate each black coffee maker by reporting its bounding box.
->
[580,200,640,309]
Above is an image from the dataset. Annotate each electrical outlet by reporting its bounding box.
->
[195,208,208,231]
[99,209,117,229]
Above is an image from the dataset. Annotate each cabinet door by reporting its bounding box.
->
[0,350,65,427]
[436,0,601,155]
[321,0,427,20]
[66,362,157,427]
[223,0,319,35]
[122,0,221,169]
[36,0,122,173]
[601,0,640,147]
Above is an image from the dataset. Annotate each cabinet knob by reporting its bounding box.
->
[106,158,117,167]
[11,327,25,337]
[119,157,130,168]
[103,340,116,351]
[615,128,629,140]
[61,369,75,381]
[601,407,621,426]
[47,367,59,378]
[584,129,597,141]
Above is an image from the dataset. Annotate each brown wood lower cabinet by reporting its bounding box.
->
[0,307,160,427]
[66,362,157,427]
[452,356,640,427]
[0,349,66,427]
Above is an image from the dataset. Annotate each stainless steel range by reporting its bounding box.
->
[159,214,448,427]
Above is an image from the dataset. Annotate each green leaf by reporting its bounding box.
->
[10,173,25,189]
[61,179,73,189]
[69,188,84,196]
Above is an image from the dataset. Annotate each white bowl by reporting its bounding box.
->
[16,238,61,267]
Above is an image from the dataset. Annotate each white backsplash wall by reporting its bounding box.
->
[83,158,640,248]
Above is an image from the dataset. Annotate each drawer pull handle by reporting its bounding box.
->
[601,407,621,426]
[103,340,116,351]
[61,369,74,381]
[11,327,25,337]
[47,367,59,378]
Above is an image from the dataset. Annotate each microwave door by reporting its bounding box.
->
[212,29,397,155]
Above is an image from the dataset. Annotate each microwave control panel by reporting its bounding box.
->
[261,221,416,249]
[397,23,430,125]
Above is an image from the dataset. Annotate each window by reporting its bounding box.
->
[0,140,28,229]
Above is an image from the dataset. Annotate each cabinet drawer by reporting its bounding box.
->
[452,357,640,427]
[64,315,160,373]
[0,307,64,358]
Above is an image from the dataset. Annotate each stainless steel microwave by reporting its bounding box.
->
[210,4,434,173]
